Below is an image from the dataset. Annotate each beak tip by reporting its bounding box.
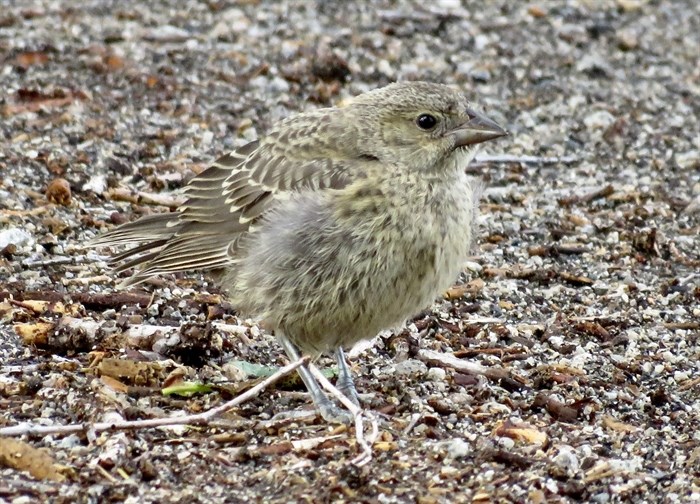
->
[453,109,509,147]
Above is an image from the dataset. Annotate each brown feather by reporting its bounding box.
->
[91,116,369,283]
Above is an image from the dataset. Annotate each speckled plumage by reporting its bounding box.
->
[91,81,506,417]
[226,148,480,354]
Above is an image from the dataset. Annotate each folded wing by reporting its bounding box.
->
[90,124,364,286]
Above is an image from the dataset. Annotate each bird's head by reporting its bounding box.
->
[346,81,508,172]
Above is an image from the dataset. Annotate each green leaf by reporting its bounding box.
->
[162,381,214,397]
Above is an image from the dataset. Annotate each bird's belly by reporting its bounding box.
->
[229,182,476,354]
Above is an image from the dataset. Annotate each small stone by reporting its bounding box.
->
[0,228,33,249]
[427,367,447,381]
[617,0,643,12]
[377,59,394,78]
[616,29,639,50]
[584,110,616,131]
[591,492,611,503]
[684,195,700,215]
[676,150,699,170]
[445,438,470,459]
[211,9,250,39]
[142,25,191,42]
[45,178,72,205]
[527,5,547,18]
[470,69,491,83]
[553,445,580,475]
[394,359,428,376]
[473,34,490,51]
[436,0,461,8]
[222,361,248,382]
[11,496,35,504]
[674,371,690,382]
[498,437,515,450]
[558,24,587,44]
[576,53,613,78]
[268,76,290,93]
[82,174,108,194]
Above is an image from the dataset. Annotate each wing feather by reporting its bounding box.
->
[91,112,374,286]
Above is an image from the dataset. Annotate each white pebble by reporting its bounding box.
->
[445,438,470,459]
[394,359,428,376]
[0,228,33,249]
[427,367,447,381]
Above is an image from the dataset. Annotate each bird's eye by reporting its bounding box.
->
[416,114,438,130]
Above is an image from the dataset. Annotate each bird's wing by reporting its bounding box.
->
[92,133,366,286]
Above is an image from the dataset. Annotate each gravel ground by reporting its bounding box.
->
[1,0,699,502]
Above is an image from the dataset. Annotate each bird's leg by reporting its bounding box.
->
[278,335,352,423]
[334,347,360,406]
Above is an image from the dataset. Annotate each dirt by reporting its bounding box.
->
[1,1,699,502]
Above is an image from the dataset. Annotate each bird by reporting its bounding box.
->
[90,81,508,422]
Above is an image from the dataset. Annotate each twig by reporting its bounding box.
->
[570,312,624,322]
[528,244,589,257]
[20,255,94,268]
[106,188,185,208]
[61,275,113,286]
[0,357,308,437]
[94,464,119,484]
[308,364,379,466]
[663,322,700,330]
[377,9,435,22]
[462,316,503,324]
[0,290,227,313]
[453,346,528,359]
[679,273,698,286]
[559,184,615,207]
[0,479,59,495]
[308,364,361,416]
[402,413,422,436]
[377,7,470,22]
[0,290,154,309]
[0,364,41,374]
[473,154,579,166]
[417,349,516,382]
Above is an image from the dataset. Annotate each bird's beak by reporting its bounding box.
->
[451,108,508,147]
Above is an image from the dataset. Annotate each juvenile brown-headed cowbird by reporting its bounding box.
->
[91,81,507,421]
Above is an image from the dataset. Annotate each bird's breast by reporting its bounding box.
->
[332,170,478,315]
[228,170,479,354]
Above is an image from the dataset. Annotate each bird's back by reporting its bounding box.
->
[90,109,363,286]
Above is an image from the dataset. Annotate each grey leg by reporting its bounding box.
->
[278,335,352,423]
[335,347,360,406]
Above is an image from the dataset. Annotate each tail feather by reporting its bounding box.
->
[89,210,237,287]
[108,239,169,265]
[88,212,180,286]
[88,213,179,247]
[113,250,164,275]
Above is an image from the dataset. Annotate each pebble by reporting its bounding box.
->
[0,1,697,501]
[394,359,428,376]
[676,150,699,169]
[142,25,191,42]
[427,367,446,381]
[584,110,616,130]
[82,174,108,194]
[576,53,613,78]
[552,445,580,475]
[0,228,33,249]
[445,438,471,459]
